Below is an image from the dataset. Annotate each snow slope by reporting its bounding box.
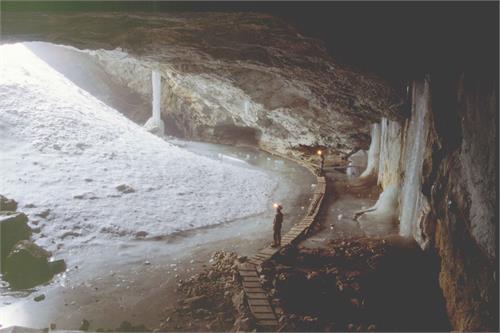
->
[0,43,277,251]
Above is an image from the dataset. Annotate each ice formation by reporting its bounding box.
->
[355,185,398,223]
[360,123,381,179]
[0,44,277,252]
[398,79,431,243]
[347,150,368,177]
[144,69,165,135]
[354,79,433,246]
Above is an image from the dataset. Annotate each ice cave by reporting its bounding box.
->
[0,2,498,332]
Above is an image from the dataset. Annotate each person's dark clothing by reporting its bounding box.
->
[320,155,325,175]
[273,211,283,246]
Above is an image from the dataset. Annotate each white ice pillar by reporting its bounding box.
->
[152,70,161,122]
[144,69,165,135]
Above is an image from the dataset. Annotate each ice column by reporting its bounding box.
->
[359,123,381,178]
[144,69,165,135]
[399,78,431,244]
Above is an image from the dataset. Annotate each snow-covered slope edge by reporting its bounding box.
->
[0,43,277,251]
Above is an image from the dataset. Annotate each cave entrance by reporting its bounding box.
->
[23,42,151,125]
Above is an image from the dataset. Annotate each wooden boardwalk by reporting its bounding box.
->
[237,175,327,331]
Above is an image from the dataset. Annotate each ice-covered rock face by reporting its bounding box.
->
[1,11,403,155]
[359,75,497,331]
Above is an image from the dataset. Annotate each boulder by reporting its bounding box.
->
[116,184,135,194]
[0,195,18,211]
[4,240,52,288]
[0,212,32,263]
[183,295,209,309]
[79,319,90,331]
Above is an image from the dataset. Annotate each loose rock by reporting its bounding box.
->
[0,212,32,264]
[116,184,135,194]
[0,195,17,211]
[4,240,59,288]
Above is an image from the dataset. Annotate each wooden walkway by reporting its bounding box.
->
[237,174,327,331]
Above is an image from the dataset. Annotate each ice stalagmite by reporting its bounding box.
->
[144,69,165,135]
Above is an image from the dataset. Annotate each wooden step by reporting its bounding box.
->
[259,247,278,255]
[257,319,279,326]
[248,259,263,266]
[243,286,265,293]
[248,299,271,306]
[254,312,277,320]
[239,270,257,277]
[249,304,274,313]
[239,264,256,271]
[242,276,260,282]
[246,292,268,299]
[243,281,262,288]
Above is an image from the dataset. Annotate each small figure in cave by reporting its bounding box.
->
[317,149,325,175]
[272,204,283,247]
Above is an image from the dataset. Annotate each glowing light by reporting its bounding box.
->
[317,150,322,156]
[273,203,278,208]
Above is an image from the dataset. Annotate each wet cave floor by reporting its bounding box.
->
[258,167,451,332]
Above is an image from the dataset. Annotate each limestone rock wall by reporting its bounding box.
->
[1,11,403,156]
[429,72,497,331]
[363,73,497,331]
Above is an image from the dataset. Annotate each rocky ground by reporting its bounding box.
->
[157,251,254,332]
[259,238,451,332]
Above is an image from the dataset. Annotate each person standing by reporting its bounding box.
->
[317,149,325,175]
[272,204,283,247]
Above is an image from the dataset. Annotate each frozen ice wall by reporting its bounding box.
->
[356,78,433,248]
[398,78,431,246]
[377,118,403,190]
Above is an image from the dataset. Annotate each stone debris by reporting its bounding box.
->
[35,209,51,219]
[116,184,136,194]
[0,211,32,262]
[157,250,255,332]
[4,240,53,288]
[79,319,90,331]
[0,194,18,211]
[135,231,149,239]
